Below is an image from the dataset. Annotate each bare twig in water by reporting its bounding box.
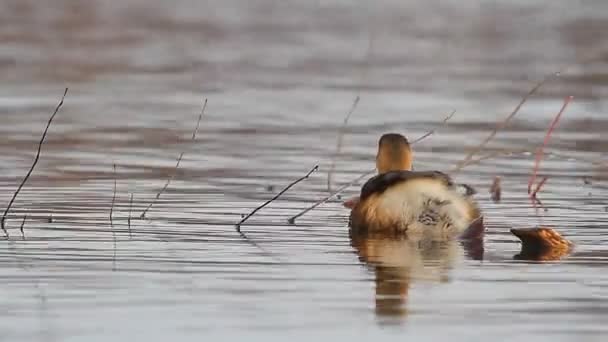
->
[19,215,27,240]
[452,70,566,173]
[412,110,456,144]
[453,148,534,171]
[288,168,375,224]
[1,88,68,238]
[528,96,573,194]
[192,99,207,139]
[128,193,133,239]
[327,96,360,193]
[530,176,549,211]
[454,146,605,172]
[237,165,319,229]
[531,177,548,199]
[140,99,207,218]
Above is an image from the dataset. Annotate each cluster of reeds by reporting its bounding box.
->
[0,63,593,259]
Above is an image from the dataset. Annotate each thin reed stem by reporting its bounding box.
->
[140,99,207,218]
[412,110,456,144]
[453,70,566,173]
[528,96,573,194]
[288,168,375,224]
[327,96,360,192]
[237,165,319,229]
[531,177,549,198]
[1,88,68,237]
[128,193,133,239]
[19,215,27,240]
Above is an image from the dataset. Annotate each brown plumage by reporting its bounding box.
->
[349,133,481,237]
[511,227,572,261]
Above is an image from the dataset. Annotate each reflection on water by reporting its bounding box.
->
[351,232,464,322]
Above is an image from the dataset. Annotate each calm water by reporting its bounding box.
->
[1,1,608,341]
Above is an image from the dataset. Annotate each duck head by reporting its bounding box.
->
[376,133,413,173]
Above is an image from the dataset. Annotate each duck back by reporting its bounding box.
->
[350,171,479,238]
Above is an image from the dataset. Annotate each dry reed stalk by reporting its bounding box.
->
[452,70,567,174]
[327,96,360,193]
[411,110,456,144]
[19,215,27,240]
[531,177,549,199]
[288,168,375,224]
[528,96,573,194]
[140,99,207,218]
[1,88,68,238]
[237,165,319,229]
[455,148,534,170]
[530,176,549,211]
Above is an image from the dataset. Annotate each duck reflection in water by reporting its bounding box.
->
[349,219,484,322]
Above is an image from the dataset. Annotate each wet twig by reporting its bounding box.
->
[140,99,207,218]
[327,96,360,193]
[1,88,68,238]
[531,177,549,199]
[528,96,573,194]
[19,215,27,240]
[288,168,375,224]
[452,70,566,173]
[237,165,319,229]
[411,110,456,144]
[530,177,549,211]
[452,148,534,171]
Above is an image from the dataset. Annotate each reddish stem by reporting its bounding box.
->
[531,177,549,198]
[528,96,574,194]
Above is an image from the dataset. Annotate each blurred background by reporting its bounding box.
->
[1,1,608,341]
[2,0,607,99]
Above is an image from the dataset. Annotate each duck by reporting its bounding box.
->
[349,133,481,238]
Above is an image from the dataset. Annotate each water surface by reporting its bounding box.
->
[1,1,608,341]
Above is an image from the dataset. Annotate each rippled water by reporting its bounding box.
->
[1,0,608,340]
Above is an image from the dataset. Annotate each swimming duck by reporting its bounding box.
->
[349,133,481,237]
